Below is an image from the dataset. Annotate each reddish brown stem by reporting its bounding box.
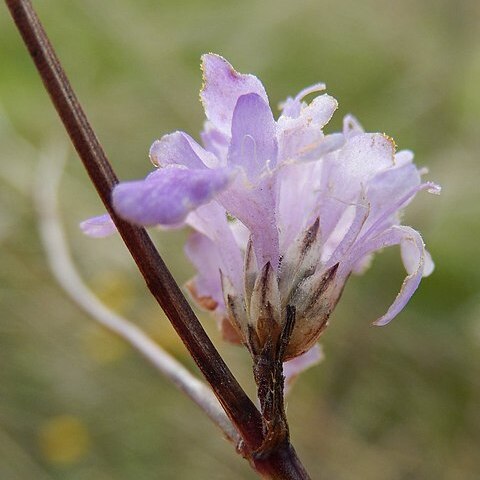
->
[4,1,311,477]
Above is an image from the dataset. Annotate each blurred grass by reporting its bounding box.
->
[1,0,480,478]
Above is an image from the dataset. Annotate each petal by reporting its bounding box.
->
[280,83,326,118]
[352,253,374,275]
[283,344,323,394]
[300,94,338,130]
[184,231,224,310]
[277,94,339,163]
[149,131,217,169]
[326,199,370,266]
[294,83,327,101]
[186,202,244,291]
[295,133,345,163]
[277,161,322,250]
[359,162,421,237]
[359,165,440,243]
[318,132,396,240]
[200,54,269,135]
[343,114,364,138]
[112,166,232,226]
[402,243,435,278]
[229,218,250,250]
[218,174,280,268]
[423,250,435,277]
[374,228,427,325]
[337,133,396,184]
[200,121,229,164]
[80,214,116,238]
[395,149,414,167]
[343,225,429,326]
[228,93,277,179]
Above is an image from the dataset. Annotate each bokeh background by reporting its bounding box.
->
[1,0,479,478]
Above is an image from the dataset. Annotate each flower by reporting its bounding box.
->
[82,54,439,380]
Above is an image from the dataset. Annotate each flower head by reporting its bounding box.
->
[82,54,439,377]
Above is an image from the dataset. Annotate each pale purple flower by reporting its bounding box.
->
[82,54,439,380]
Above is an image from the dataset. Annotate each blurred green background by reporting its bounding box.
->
[1,0,479,478]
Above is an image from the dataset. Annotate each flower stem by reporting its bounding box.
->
[4,1,311,477]
[252,306,297,457]
[253,441,312,480]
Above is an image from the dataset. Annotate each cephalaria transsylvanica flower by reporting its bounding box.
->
[82,54,440,383]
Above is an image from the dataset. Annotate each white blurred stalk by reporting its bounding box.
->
[34,145,240,445]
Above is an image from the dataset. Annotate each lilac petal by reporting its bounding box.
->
[297,133,345,162]
[277,94,339,162]
[326,199,370,266]
[343,114,364,138]
[112,166,232,226]
[185,231,224,311]
[229,219,250,250]
[359,172,440,244]
[301,94,338,129]
[218,174,279,268]
[359,162,421,237]
[200,122,229,163]
[80,214,116,238]
[318,133,396,240]
[295,83,327,101]
[200,54,269,135]
[280,98,302,119]
[337,133,396,182]
[280,83,326,118]
[423,250,435,277]
[185,202,244,291]
[374,228,428,325]
[344,225,428,326]
[283,344,323,394]
[228,93,277,179]
[403,242,435,278]
[277,162,322,250]
[352,253,374,275]
[395,149,415,167]
[149,131,217,169]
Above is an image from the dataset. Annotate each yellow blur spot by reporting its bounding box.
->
[90,271,134,313]
[141,306,185,357]
[38,415,90,465]
[82,324,129,364]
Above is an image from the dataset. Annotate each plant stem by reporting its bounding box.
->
[253,441,312,480]
[4,1,311,477]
